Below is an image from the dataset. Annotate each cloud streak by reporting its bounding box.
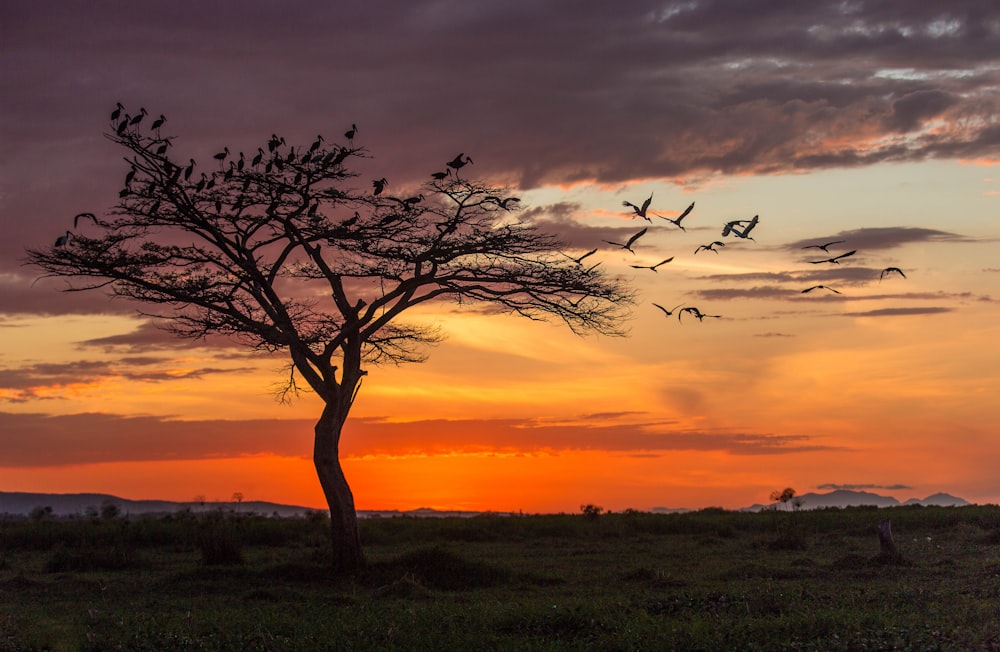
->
[4,1,1000,272]
[0,411,837,466]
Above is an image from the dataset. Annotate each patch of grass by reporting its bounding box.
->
[2,505,1000,650]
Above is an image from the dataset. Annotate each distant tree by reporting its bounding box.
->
[580,504,604,519]
[100,500,121,520]
[27,106,635,572]
[29,505,53,522]
[770,487,797,511]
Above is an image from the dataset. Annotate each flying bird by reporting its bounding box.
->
[73,212,96,228]
[657,201,695,231]
[652,302,684,317]
[603,227,648,253]
[483,195,520,210]
[678,306,721,322]
[731,214,759,240]
[808,249,856,264]
[801,285,841,294]
[630,257,674,272]
[694,241,725,254]
[880,267,906,281]
[802,240,844,252]
[372,178,388,195]
[566,248,598,265]
[623,193,654,221]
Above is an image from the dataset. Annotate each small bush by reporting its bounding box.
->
[197,514,244,566]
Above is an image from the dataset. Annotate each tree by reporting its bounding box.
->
[27,105,635,572]
[769,487,797,510]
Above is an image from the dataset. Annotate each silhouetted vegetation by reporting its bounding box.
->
[2,505,999,649]
[26,106,635,572]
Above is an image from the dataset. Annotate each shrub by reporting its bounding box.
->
[197,513,244,566]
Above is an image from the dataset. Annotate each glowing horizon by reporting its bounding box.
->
[2,2,999,514]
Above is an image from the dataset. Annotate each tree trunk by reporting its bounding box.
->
[314,404,364,573]
[876,519,902,564]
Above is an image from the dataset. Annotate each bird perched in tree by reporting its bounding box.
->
[880,267,906,281]
[372,178,388,195]
[431,171,449,180]
[110,102,124,122]
[623,193,654,221]
[657,201,695,231]
[128,107,148,126]
[344,124,358,141]
[447,153,473,174]
[603,227,647,254]
[150,114,166,131]
[801,285,841,294]
[808,249,856,264]
[802,239,844,252]
[54,231,73,247]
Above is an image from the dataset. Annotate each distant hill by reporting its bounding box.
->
[0,492,487,519]
[0,491,318,518]
[743,489,970,512]
[1,489,972,519]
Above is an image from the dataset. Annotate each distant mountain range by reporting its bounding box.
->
[0,489,973,519]
[742,489,970,512]
[0,491,487,519]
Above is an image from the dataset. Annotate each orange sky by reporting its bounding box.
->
[3,162,999,512]
[2,2,999,513]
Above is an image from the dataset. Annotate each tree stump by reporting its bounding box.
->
[876,519,903,564]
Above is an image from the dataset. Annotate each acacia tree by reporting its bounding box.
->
[27,106,634,572]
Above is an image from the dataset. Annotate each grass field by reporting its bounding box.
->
[2,505,999,650]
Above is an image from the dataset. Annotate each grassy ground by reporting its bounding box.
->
[2,506,999,650]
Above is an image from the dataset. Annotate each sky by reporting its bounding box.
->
[1,0,999,513]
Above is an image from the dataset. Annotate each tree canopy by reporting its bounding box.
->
[26,105,636,571]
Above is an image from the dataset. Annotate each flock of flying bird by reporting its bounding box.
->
[560,192,908,323]
[53,107,908,328]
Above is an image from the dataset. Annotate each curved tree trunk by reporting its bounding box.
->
[314,403,364,573]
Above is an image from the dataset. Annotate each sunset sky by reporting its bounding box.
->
[2,1,998,514]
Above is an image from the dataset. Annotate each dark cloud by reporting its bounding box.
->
[77,319,248,354]
[817,483,913,491]
[3,0,998,312]
[0,358,253,403]
[843,306,953,317]
[0,411,837,466]
[786,227,971,252]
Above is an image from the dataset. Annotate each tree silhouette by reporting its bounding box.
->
[27,106,635,572]
[770,487,798,510]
